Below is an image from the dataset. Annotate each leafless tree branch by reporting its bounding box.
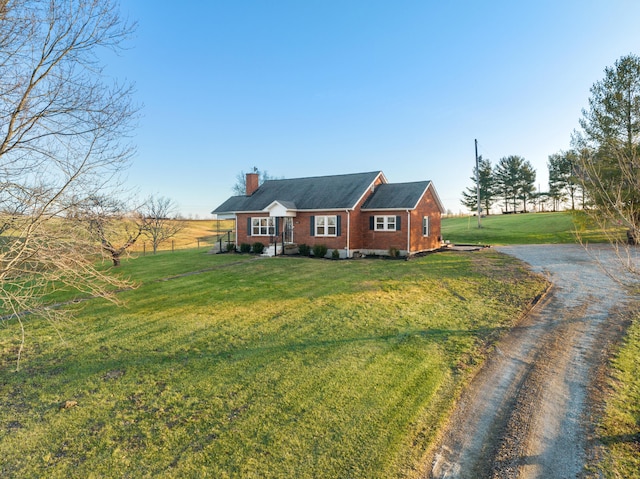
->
[0,0,139,369]
[140,195,184,254]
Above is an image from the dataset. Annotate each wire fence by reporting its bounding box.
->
[128,235,234,255]
[126,220,236,255]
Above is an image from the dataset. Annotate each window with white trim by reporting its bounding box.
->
[375,215,397,231]
[315,215,337,236]
[423,216,430,236]
[252,217,275,236]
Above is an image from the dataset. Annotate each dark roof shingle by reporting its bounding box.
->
[212,171,381,214]
[361,181,431,210]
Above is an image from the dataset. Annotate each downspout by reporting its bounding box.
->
[346,209,351,258]
[406,210,411,255]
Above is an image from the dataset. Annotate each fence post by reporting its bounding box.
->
[143,242,146,256]
[172,240,174,252]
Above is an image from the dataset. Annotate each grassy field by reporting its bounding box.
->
[0,249,547,478]
[598,312,640,478]
[1,212,637,477]
[441,211,614,245]
[128,219,235,253]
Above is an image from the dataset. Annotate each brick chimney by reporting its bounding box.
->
[245,172,259,196]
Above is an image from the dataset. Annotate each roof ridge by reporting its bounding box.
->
[377,180,431,186]
[262,170,381,183]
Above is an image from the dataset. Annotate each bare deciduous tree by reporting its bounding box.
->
[576,145,640,278]
[231,167,280,195]
[0,0,138,368]
[79,195,145,267]
[140,196,183,254]
[574,54,640,279]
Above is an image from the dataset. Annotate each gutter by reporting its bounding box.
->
[235,214,239,245]
[346,209,351,257]
[406,210,411,254]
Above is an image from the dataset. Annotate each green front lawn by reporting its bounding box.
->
[0,249,547,478]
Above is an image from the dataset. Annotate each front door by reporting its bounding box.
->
[283,217,294,243]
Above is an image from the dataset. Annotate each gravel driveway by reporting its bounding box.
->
[427,244,638,479]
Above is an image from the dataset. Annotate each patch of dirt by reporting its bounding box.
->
[425,244,638,479]
[103,369,125,380]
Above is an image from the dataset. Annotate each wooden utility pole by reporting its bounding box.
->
[475,139,481,228]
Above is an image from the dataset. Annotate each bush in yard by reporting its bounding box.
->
[388,247,400,258]
[332,249,341,260]
[226,242,236,252]
[298,244,311,256]
[312,244,328,258]
[252,242,265,255]
[240,243,251,253]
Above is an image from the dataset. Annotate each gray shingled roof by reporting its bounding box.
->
[361,181,431,210]
[212,171,382,214]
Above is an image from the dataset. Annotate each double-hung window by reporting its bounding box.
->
[375,215,397,231]
[315,215,337,236]
[422,216,430,236]
[251,217,275,236]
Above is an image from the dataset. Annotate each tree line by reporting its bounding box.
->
[462,53,640,224]
[461,150,586,214]
[461,52,640,269]
[461,155,537,213]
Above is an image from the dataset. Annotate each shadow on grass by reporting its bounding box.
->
[600,432,640,446]
[4,324,515,383]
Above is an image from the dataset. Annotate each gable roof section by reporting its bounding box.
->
[212,171,383,214]
[361,181,445,213]
[264,200,297,217]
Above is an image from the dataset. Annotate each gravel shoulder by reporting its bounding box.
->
[426,244,637,479]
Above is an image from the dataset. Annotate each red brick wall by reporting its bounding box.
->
[235,213,259,246]
[348,176,385,250]
[290,211,348,249]
[245,173,259,196]
[354,186,442,253]
[408,187,442,251]
[236,212,349,250]
[353,212,407,251]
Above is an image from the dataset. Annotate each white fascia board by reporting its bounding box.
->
[360,208,415,212]
[427,183,447,214]
[237,207,360,214]
[294,208,355,213]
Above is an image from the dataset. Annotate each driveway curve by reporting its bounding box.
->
[427,244,638,479]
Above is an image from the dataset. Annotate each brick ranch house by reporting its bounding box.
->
[211,171,445,258]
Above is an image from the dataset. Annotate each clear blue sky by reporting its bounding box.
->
[107,1,640,217]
